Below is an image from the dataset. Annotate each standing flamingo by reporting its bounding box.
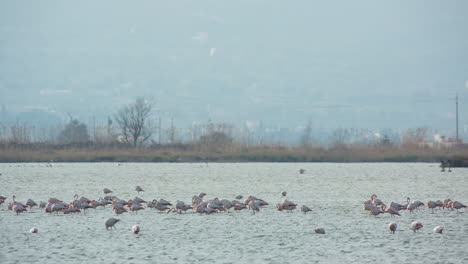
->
[388,223,397,234]
[433,226,444,234]
[427,201,437,213]
[135,186,144,193]
[369,205,385,216]
[410,221,423,232]
[105,218,120,230]
[301,205,312,213]
[132,225,140,234]
[25,199,37,208]
[0,196,6,206]
[451,201,467,212]
[314,228,326,234]
[383,205,400,217]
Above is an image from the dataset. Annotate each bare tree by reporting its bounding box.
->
[58,119,89,144]
[401,127,430,148]
[330,128,351,148]
[114,97,154,147]
[299,121,314,147]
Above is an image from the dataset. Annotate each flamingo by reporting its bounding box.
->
[233,202,246,211]
[88,200,100,208]
[451,201,467,212]
[410,221,423,232]
[371,194,384,206]
[235,195,243,200]
[275,203,283,211]
[427,201,437,213]
[301,205,312,213]
[175,200,192,213]
[440,160,451,172]
[281,200,297,212]
[63,207,81,214]
[114,207,127,215]
[433,226,444,234]
[12,196,27,215]
[363,201,376,211]
[13,203,27,215]
[389,201,406,211]
[133,197,147,204]
[220,199,233,212]
[30,227,38,233]
[25,199,37,208]
[0,196,6,206]
[314,228,325,234]
[281,191,287,197]
[433,200,444,210]
[248,200,261,214]
[51,202,68,214]
[103,188,113,195]
[388,223,397,234]
[105,218,120,230]
[47,197,62,204]
[135,186,144,193]
[383,205,400,217]
[443,199,452,210]
[369,205,385,216]
[407,198,424,213]
[12,195,26,207]
[130,203,144,212]
[132,225,140,234]
[70,195,81,208]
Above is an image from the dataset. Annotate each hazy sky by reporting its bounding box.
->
[1,0,467,136]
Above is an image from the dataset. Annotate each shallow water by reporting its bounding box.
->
[0,163,467,264]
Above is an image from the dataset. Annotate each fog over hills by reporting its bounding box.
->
[1,1,467,141]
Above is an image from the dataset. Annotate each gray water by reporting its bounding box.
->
[0,163,467,264]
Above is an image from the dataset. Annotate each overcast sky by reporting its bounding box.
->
[1,0,467,136]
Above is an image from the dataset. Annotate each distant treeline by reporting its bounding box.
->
[1,98,466,162]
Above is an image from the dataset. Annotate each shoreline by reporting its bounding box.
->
[1,146,466,163]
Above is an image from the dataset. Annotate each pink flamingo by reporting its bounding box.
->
[388,223,397,234]
[452,201,467,212]
[369,205,385,216]
[410,221,423,232]
[433,226,444,234]
[383,205,400,217]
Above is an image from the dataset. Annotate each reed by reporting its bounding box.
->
[0,143,465,162]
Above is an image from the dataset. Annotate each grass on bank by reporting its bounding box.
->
[0,143,466,162]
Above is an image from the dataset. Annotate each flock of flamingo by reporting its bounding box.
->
[1,188,466,235]
[363,194,467,234]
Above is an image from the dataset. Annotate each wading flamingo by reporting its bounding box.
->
[314,228,325,234]
[132,225,140,234]
[410,221,423,232]
[105,218,120,230]
[433,226,444,234]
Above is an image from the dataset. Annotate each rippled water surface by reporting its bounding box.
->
[1,163,467,264]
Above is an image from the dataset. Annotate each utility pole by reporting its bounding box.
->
[456,94,459,143]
